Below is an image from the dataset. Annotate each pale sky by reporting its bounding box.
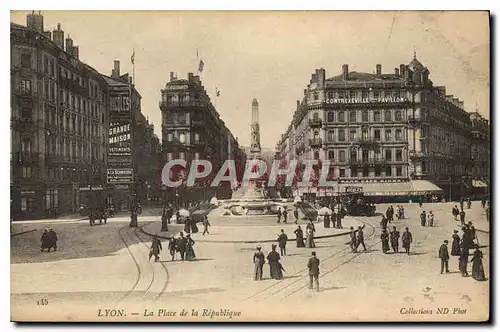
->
[11,11,490,149]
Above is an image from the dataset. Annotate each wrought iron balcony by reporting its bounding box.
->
[308,118,323,128]
[191,119,204,127]
[350,138,381,148]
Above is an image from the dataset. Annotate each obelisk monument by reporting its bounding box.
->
[249,98,262,159]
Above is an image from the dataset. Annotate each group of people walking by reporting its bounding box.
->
[292,221,316,249]
[149,231,197,262]
[420,210,435,227]
[380,226,413,255]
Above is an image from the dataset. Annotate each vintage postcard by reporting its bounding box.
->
[10,10,490,322]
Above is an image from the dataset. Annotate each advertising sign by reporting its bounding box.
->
[107,168,134,184]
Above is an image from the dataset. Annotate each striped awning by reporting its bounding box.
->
[410,180,443,193]
[473,180,488,188]
[363,182,413,196]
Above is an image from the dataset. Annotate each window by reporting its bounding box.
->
[349,129,356,141]
[339,150,346,162]
[349,91,356,99]
[339,169,345,177]
[362,150,369,162]
[314,151,320,160]
[385,166,392,177]
[385,149,392,161]
[373,90,379,99]
[395,110,402,121]
[44,56,48,73]
[338,111,345,122]
[349,111,357,122]
[396,149,403,161]
[362,129,369,140]
[328,150,335,160]
[194,133,200,142]
[384,110,392,122]
[362,110,369,122]
[375,166,381,177]
[363,167,369,177]
[327,131,334,142]
[179,152,185,160]
[21,107,32,120]
[338,129,345,142]
[374,149,381,161]
[396,166,403,177]
[327,91,334,99]
[21,53,31,68]
[22,166,31,178]
[395,129,403,141]
[21,198,31,211]
[350,167,358,177]
[374,129,381,141]
[167,152,173,161]
[327,112,334,122]
[338,91,344,99]
[179,133,186,144]
[20,79,32,93]
[385,129,392,141]
[313,92,318,100]
[374,111,381,122]
[350,150,357,162]
[362,90,368,100]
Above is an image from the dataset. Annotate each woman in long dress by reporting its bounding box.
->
[185,235,196,261]
[471,247,486,281]
[451,230,461,256]
[294,226,305,248]
[267,245,282,280]
[459,247,469,277]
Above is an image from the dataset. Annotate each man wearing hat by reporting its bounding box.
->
[307,251,320,291]
[439,240,450,274]
[253,245,265,281]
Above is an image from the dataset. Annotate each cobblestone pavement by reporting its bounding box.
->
[11,202,489,321]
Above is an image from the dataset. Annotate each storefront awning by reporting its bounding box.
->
[473,180,488,188]
[410,180,443,194]
[363,182,413,196]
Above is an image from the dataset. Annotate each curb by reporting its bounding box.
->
[139,220,365,244]
[11,229,37,237]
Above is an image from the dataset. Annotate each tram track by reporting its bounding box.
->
[116,221,170,304]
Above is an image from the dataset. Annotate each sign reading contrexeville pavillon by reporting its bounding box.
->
[107,83,134,184]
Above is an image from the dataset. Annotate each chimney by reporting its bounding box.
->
[453,98,459,106]
[42,31,51,40]
[393,68,399,78]
[342,64,349,80]
[111,60,120,78]
[404,66,410,81]
[188,73,193,82]
[376,64,382,77]
[72,46,79,60]
[26,11,44,33]
[317,68,326,88]
[52,23,64,49]
[296,100,300,109]
[400,64,405,77]
[170,72,175,82]
[65,36,73,53]
[446,95,454,103]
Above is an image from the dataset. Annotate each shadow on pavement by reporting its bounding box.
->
[319,286,346,292]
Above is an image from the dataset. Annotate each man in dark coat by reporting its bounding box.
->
[253,245,265,281]
[202,215,211,235]
[277,229,288,256]
[307,251,320,292]
[177,232,187,261]
[355,226,367,252]
[349,226,357,252]
[168,236,177,261]
[293,208,299,224]
[439,240,450,274]
[336,211,343,229]
[277,208,282,224]
[401,227,413,255]
[390,226,400,253]
[380,216,388,231]
[282,208,288,224]
[380,229,390,254]
[149,235,162,262]
[420,211,426,227]
[459,210,466,226]
[460,197,464,211]
[47,228,58,251]
[451,230,461,256]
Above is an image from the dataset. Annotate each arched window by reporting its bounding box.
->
[384,110,392,122]
[395,110,402,121]
[374,111,381,122]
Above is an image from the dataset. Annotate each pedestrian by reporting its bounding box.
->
[306,221,316,248]
[294,225,305,248]
[177,232,187,261]
[161,209,169,232]
[277,229,288,256]
[452,206,459,221]
[349,226,357,252]
[331,211,337,228]
[185,234,196,261]
[277,207,282,224]
[459,247,469,277]
[419,196,423,208]
[175,210,181,224]
[253,245,265,281]
[168,236,177,261]
[401,227,413,255]
[389,205,394,222]
[400,206,405,219]
[467,197,472,209]
[428,211,434,227]
[167,206,173,224]
[461,226,472,251]
[47,228,58,252]
[420,210,426,227]
[460,197,464,211]
[438,240,450,274]
[149,235,163,262]
[40,229,50,252]
[389,226,400,253]
[451,230,461,256]
[336,211,343,229]
[380,229,390,254]
[307,251,320,292]
[380,215,388,231]
[293,208,299,224]
[323,213,330,228]
[355,226,367,252]
[202,215,211,235]
[481,197,486,209]
[283,208,288,224]
[267,244,283,280]
[386,207,392,223]
[459,210,466,226]
[470,246,486,281]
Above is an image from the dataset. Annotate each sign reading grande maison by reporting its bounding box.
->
[324,97,410,104]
